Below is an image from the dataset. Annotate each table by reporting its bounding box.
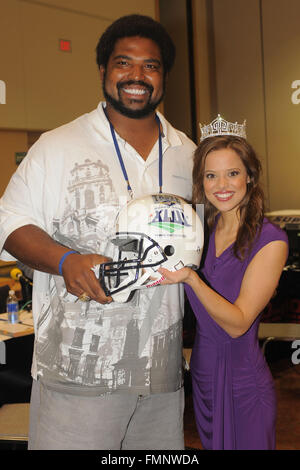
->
[0,311,33,335]
[0,312,34,405]
[0,310,33,445]
[0,312,33,365]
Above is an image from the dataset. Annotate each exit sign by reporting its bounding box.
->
[59,39,72,52]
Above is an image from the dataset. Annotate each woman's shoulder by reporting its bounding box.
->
[245,218,288,264]
[248,217,289,260]
[259,217,289,244]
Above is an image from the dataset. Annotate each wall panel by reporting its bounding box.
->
[0,130,28,196]
[159,0,192,139]
[0,0,156,131]
[262,0,300,210]
[19,0,156,20]
[212,0,268,200]
[0,0,156,196]
[192,0,214,143]
[20,1,108,129]
[0,0,26,128]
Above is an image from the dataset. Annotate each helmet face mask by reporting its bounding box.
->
[98,193,204,302]
[99,232,168,297]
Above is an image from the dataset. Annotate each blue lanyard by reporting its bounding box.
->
[103,106,163,199]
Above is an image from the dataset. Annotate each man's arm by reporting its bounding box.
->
[4,224,112,304]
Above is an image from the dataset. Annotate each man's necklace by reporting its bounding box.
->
[103,106,163,199]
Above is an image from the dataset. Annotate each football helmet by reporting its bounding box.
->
[98,193,204,302]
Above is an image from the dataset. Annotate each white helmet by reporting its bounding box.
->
[99,193,204,302]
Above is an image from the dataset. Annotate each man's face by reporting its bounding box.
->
[100,36,165,119]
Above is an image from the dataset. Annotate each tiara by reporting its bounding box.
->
[199,114,247,142]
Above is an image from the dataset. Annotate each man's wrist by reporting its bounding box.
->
[58,250,79,275]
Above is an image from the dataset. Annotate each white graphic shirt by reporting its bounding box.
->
[0,103,196,395]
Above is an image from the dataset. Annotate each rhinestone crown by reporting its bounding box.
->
[199,114,247,142]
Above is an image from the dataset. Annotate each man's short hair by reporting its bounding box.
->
[96,14,175,76]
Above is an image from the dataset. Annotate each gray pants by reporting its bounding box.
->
[28,380,185,450]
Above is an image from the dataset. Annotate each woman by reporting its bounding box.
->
[158,123,288,450]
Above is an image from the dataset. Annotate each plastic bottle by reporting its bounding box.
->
[6,290,19,324]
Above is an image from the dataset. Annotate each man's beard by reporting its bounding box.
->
[103,78,165,119]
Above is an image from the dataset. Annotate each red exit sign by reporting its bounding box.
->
[59,39,72,52]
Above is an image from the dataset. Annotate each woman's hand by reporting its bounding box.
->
[157,266,194,285]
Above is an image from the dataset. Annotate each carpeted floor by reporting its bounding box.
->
[184,342,300,450]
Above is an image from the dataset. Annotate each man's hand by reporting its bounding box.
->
[62,253,112,304]
[3,225,112,305]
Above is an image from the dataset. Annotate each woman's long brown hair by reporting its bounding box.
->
[192,135,265,260]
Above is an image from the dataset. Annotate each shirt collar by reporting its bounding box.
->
[95,101,184,148]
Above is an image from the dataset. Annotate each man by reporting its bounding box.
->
[0,15,196,449]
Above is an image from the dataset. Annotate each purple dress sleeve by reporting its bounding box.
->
[247,219,289,264]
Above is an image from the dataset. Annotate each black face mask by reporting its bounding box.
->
[102,75,165,119]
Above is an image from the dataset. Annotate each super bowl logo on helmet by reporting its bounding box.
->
[148,206,192,233]
[97,193,204,303]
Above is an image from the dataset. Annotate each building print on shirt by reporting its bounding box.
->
[35,158,183,393]
[54,158,119,252]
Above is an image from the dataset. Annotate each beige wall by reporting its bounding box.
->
[0,0,27,129]
[0,0,156,195]
[0,0,156,130]
[27,0,156,19]
[191,0,300,211]
[0,130,28,195]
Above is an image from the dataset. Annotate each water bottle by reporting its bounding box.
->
[6,290,19,324]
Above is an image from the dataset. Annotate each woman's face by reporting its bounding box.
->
[203,147,250,214]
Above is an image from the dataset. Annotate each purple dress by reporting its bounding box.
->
[185,218,288,450]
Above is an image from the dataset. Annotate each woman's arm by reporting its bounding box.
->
[159,240,288,338]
